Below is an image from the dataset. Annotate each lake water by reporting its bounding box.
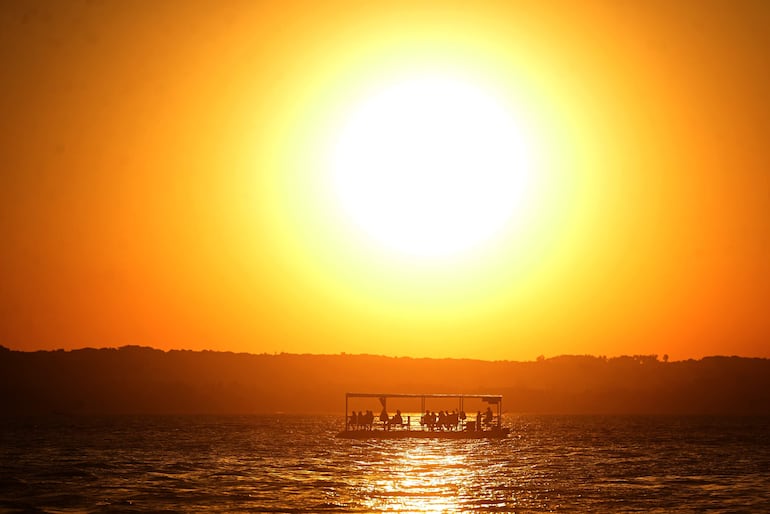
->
[1,415,769,512]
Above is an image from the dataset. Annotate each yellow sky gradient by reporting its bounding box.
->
[1,1,768,360]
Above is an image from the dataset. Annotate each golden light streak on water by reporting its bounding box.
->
[356,442,499,512]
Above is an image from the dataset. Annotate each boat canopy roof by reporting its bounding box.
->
[345,392,502,402]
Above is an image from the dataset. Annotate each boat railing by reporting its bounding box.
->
[346,411,501,433]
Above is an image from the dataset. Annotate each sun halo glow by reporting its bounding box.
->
[330,75,531,259]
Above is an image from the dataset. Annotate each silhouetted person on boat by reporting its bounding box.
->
[391,409,403,428]
[485,406,494,428]
[357,411,364,430]
[379,407,389,429]
[368,410,375,430]
[349,410,357,430]
[447,410,458,431]
[361,410,372,430]
[476,410,483,431]
[438,410,447,431]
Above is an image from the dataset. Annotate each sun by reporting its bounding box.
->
[329,74,530,258]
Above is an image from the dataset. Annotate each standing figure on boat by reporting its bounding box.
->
[379,407,389,430]
[349,410,357,430]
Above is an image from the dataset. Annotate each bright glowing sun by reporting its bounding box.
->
[330,74,530,258]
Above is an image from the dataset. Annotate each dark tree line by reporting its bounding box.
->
[1,345,769,415]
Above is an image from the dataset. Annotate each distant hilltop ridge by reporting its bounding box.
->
[1,345,769,415]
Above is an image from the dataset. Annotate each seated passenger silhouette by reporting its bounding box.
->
[438,410,447,431]
[391,409,403,429]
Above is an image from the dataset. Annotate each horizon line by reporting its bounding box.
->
[2,344,767,364]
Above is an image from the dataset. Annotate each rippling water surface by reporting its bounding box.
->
[2,415,769,512]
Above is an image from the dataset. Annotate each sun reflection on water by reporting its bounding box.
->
[349,440,507,512]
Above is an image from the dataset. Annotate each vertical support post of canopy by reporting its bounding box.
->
[498,397,502,429]
[345,394,349,432]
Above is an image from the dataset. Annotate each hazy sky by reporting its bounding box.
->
[1,1,768,360]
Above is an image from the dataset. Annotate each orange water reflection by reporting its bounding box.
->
[352,440,508,512]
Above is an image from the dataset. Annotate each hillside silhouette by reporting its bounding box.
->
[1,346,769,415]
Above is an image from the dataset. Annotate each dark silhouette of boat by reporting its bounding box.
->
[337,392,510,439]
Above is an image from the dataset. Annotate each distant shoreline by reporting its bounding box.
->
[2,346,769,416]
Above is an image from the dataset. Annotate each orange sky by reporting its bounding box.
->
[1,0,768,361]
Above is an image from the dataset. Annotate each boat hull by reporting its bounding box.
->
[336,428,510,439]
